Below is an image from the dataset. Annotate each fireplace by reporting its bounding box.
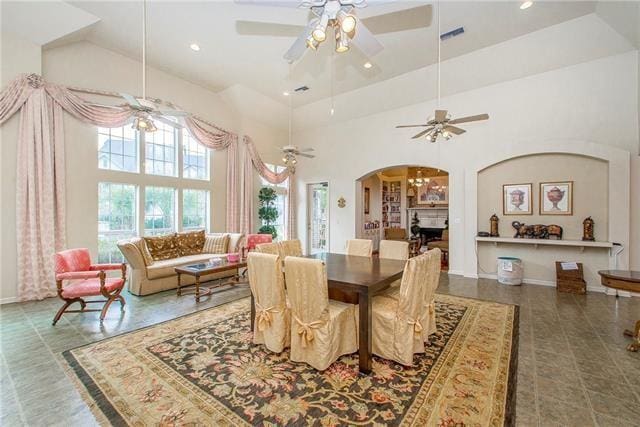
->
[418,228,445,246]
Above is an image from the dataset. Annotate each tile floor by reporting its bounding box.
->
[1,276,639,426]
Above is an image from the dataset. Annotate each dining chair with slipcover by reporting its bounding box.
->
[247,252,290,353]
[278,239,303,258]
[283,256,358,370]
[255,242,280,255]
[345,239,373,258]
[379,240,409,261]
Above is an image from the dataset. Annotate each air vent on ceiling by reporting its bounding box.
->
[294,85,310,92]
[440,27,464,41]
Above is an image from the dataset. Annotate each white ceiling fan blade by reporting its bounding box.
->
[236,20,306,37]
[435,110,447,122]
[448,113,490,125]
[299,147,314,152]
[283,20,316,62]
[396,124,428,128]
[411,129,432,139]
[443,125,466,135]
[349,18,383,58]
[157,109,190,117]
[298,153,315,158]
[361,5,432,35]
[121,93,142,107]
[152,114,182,128]
[234,0,305,8]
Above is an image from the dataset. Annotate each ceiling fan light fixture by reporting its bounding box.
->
[312,13,329,42]
[306,35,320,50]
[337,10,356,34]
[132,115,157,133]
[335,28,349,53]
[520,1,533,10]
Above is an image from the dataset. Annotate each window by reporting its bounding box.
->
[98,126,138,172]
[98,183,137,263]
[183,189,209,231]
[144,186,176,236]
[145,122,177,176]
[261,164,289,241]
[183,130,209,180]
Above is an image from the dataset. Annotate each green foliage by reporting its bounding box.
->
[258,186,279,238]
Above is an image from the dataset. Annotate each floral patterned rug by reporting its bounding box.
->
[62,294,518,426]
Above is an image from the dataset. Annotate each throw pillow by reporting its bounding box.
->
[133,237,155,266]
[203,234,230,254]
[144,234,180,261]
[176,230,206,256]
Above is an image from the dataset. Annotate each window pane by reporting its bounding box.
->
[98,182,137,263]
[144,186,176,236]
[182,129,210,180]
[145,123,177,177]
[183,189,209,231]
[98,126,138,173]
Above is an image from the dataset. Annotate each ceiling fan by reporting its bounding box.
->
[123,0,189,132]
[395,1,488,142]
[281,146,315,169]
[235,0,431,62]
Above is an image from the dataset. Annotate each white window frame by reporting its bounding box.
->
[97,182,138,263]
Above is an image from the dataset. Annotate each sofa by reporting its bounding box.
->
[117,231,244,296]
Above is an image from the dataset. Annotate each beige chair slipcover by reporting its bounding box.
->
[247,252,290,353]
[370,252,437,366]
[278,239,303,258]
[379,240,409,261]
[346,239,373,258]
[284,256,358,371]
[255,242,279,255]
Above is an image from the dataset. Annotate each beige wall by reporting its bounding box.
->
[477,153,610,287]
[0,38,285,303]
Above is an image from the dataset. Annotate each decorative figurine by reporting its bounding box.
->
[410,212,421,238]
[512,221,563,239]
[490,214,500,237]
[582,216,595,241]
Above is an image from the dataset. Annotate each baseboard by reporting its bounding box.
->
[0,297,18,305]
[476,273,615,295]
[447,270,464,276]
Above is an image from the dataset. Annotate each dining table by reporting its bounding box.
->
[250,252,407,374]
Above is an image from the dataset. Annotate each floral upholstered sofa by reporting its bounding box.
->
[117,231,244,296]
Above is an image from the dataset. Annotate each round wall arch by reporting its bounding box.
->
[461,139,631,279]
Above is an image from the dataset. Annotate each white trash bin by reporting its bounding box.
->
[497,257,523,285]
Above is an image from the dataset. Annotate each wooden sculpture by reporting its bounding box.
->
[512,221,563,239]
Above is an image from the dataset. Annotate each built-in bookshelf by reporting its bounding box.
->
[382,180,402,228]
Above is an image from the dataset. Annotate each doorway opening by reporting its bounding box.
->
[307,182,329,255]
[356,166,450,269]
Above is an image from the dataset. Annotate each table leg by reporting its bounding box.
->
[250,294,256,332]
[624,320,640,352]
[176,272,182,296]
[195,276,201,302]
[358,291,372,374]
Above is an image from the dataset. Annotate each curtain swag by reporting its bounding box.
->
[0,74,244,300]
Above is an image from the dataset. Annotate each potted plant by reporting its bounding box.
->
[258,187,279,239]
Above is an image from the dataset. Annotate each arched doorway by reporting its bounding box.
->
[355,165,450,269]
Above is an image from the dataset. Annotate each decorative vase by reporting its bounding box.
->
[546,186,565,211]
[490,214,500,237]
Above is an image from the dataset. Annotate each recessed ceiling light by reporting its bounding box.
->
[283,91,290,96]
[190,43,200,51]
[520,1,533,10]
[363,62,373,69]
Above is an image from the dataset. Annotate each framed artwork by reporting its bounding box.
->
[364,187,370,215]
[417,176,448,205]
[540,181,573,215]
[502,183,532,215]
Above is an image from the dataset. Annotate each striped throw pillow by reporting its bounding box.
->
[203,234,229,254]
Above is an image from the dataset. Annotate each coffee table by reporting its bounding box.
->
[175,259,247,302]
[598,270,640,352]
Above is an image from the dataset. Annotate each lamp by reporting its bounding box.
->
[306,35,319,50]
[337,10,356,33]
[132,115,156,132]
[335,28,349,53]
[312,14,329,42]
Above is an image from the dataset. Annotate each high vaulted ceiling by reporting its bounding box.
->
[2,1,638,107]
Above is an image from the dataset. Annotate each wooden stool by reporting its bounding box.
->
[598,270,640,352]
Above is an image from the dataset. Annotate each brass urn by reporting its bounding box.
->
[490,214,500,237]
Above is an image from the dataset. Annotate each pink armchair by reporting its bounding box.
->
[53,248,127,325]
[246,234,273,252]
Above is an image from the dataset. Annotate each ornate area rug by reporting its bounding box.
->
[62,294,518,426]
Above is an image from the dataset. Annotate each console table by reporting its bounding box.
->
[598,270,640,352]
